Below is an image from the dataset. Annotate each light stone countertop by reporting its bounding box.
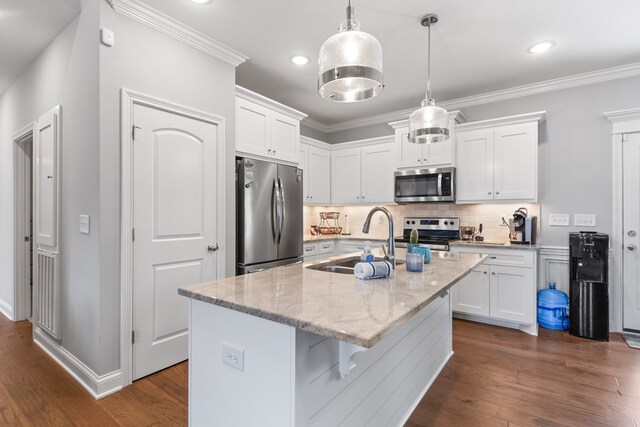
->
[450,240,540,251]
[179,248,487,348]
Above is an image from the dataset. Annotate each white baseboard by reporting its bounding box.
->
[33,327,122,399]
[0,297,14,321]
[398,350,454,426]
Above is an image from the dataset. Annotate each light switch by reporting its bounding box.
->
[100,28,115,47]
[575,214,596,227]
[80,215,90,234]
[549,214,570,227]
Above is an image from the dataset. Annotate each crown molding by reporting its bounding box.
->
[108,0,247,67]
[456,111,546,132]
[328,134,395,150]
[236,86,307,121]
[302,61,640,134]
[605,108,640,134]
[300,135,333,150]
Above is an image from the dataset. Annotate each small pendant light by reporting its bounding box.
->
[318,0,384,102]
[408,14,449,144]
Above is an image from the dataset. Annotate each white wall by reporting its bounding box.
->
[0,0,101,366]
[98,1,237,373]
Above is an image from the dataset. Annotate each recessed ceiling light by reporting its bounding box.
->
[528,41,555,54]
[290,55,310,66]
[190,0,212,4]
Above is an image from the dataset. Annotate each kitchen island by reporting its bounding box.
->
[179,249,487,426]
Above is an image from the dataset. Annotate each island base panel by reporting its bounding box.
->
[189,295,452,426]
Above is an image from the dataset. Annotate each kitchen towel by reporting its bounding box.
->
[354,261,392,280]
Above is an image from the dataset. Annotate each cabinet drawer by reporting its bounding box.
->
[303,243,318,257]
[318,241,335,254]
[484,251,534,268]
[452,246,534,268]
[338,242,366,254]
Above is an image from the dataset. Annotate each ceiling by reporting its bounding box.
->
[140,0,640,127]
[0,0,80,96]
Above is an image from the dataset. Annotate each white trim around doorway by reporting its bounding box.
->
[13,121,36,322]
[120,88,227,387]
[605,107,640,332]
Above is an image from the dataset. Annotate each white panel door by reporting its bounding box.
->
[35,107,60,251]
[397,130,424,168]
[133,103,218,380]
[623,133,640,331]
[331,148,361,204]
[456,130,494,201]
[451,266,490,316]
[236,98,269,157]
[361,143,395,203]
[493,123,537,200]
[307,145,331,204]
[270,114,299,163]
[489,266,534,323]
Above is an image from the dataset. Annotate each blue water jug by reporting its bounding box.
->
[537,282,569,330]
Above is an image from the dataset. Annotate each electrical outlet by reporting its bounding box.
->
[549,214,570,227]
[575,214,596,227]
[79,215,90,234]
[222,343,244,371]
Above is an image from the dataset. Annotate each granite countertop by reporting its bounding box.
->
[450,240,540,251]
[303,235,387,243]
[179,248,487,348]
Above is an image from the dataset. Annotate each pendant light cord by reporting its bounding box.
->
[426,23,432,100]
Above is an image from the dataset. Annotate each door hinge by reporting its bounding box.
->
[622,134,629,142]
[132,124,142,140]
[132,330,135,344]
[132,227,135,242]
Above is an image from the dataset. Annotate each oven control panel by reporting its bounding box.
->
[403,217,459,231]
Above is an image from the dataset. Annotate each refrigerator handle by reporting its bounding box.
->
[272,178,279,244]
[278,177,285,244]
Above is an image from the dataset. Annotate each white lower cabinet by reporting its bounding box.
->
[450,247,537,334]
[452,266,490,316]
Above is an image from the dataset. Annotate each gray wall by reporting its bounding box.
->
[98,2,237,373]
[0,0,101,367]
[319,76,640,247]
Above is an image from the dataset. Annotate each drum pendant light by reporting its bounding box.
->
[318,0,384,102]
[408,14,449,144]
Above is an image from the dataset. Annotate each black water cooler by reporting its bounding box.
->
[569,232,609,341]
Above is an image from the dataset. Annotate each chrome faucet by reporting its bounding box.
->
[362,206,395,268]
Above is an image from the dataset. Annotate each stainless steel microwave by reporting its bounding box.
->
[394,167,456,203]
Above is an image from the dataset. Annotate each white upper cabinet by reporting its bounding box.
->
[236,86,307,164]
[331,147,361,204]
[330,138,395,205]
[300,138,331,205]
[390,111,466,169]
[456,112,544,203]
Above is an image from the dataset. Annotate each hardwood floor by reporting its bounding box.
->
[1,314,638,426]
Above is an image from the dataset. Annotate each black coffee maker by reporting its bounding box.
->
[508,207,537,244]
[569,232,609,341]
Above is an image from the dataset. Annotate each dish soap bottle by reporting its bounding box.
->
[361,241,374,262]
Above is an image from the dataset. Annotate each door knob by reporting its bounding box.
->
[208,244,219,252]
[628,244,637,251]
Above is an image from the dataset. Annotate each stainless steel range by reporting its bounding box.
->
[394,217,460,251]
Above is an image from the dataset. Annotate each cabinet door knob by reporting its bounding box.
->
[491,272,496,275]
[423,158,427,162]
[207,244,219,252]
[310,196,313,199]
[628,244,637,251]
[488,192,492,195]
[272,150,276,155]
[495,191,500,195]
[267,149,272,152]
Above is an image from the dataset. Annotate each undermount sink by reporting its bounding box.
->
[307,256,405,274]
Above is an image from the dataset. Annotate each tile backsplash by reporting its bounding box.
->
[304,203,540,242]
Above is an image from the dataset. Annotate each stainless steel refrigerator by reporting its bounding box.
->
[237,157,303,274]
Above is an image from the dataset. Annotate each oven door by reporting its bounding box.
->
[394,167,455,203]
